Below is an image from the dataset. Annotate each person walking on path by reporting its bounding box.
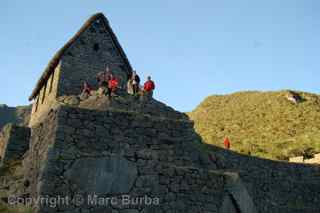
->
[224,137,231,149]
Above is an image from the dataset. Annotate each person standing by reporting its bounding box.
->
[80,81,92,100]
[104,66,112,83]
[127,78,134,95]
[97,66,112,86]
[107,74,119,99]
[224,137,231,149]
[83,81,92,93]
[143,76,155,100]
[131,71,141,95]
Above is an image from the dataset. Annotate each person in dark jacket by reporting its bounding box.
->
[131,71,140,94]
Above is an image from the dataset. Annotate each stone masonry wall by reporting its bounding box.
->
[207,145,320,212]
[25,104,320,213]
[0,124,30,164]
[27,106,235,213]
[58,16,130,97]
[24,109,59,199]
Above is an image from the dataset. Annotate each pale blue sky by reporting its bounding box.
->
[1,0,319,112]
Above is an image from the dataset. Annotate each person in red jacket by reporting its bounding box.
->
[224,137,231,149]
[107,74,119,99]
[143,76,155,100]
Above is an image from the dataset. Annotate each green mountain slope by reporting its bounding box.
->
[0,105,31,130]
[189,90,320,160]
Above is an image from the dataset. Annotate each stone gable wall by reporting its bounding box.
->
[29,16,132,127]
[57,17,130,97]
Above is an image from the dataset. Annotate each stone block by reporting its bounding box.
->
[64,156,137,195]
[289,156,304,163]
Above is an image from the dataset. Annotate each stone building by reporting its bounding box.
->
[28,13,133,126]
[0,13,319,213]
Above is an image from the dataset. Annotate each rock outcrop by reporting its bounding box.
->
[0,124,30,164]
[0,124,31,209]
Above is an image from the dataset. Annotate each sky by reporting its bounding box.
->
[1,0,319,112]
